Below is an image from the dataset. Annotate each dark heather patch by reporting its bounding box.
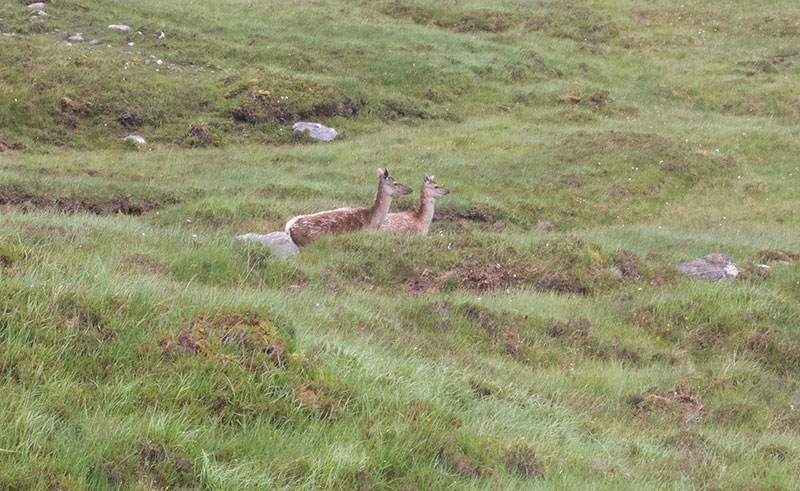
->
[0,186,180,215]
[505,444,545,479]
[755,249,798,263]
[611,249,642,281]
[629,382,704,424]
[435,206,496,223]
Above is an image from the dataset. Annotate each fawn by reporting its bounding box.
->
[285,168,413,247]
[379,173,449,235]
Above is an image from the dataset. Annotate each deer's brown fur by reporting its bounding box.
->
[286,168,412,247]
[380,174,450,236]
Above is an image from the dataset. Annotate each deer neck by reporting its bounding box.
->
[418,186,436,232]
[365,182,392,229]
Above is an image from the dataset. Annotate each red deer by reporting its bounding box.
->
[379,173,449,235]
[286,168,413,247]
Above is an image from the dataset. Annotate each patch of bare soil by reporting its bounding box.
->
[629,382,704,425]
[755,249,798,263]
[0,139,26,154]
[0,185,179,215]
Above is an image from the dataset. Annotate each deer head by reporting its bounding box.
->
[423,173,450,197]
[378,168,413,197]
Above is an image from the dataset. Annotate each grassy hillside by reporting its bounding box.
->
[1,0,799,488]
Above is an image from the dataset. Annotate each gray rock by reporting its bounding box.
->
[159,31,165,39]
[68,33,83,41]
[293,122,337,141]
[108,24,131,31]
[607,265,623,280]
[124,135,146,145]
[27,2,46,9]
[37,10,47,16]
[235,232,300,257]
[89,39,100,45]
[676,253,738,282]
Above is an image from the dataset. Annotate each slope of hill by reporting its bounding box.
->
[1,0,799,488]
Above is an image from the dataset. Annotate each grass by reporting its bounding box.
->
[1,0,800,488]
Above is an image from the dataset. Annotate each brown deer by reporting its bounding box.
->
[379,173,449,235]
[286,168,413,247]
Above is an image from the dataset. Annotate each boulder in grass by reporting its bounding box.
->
[292,122,337,141]
[676,253,738,282]
[124,135,147,145]
[108,24,131,31]
[236,232,300,257]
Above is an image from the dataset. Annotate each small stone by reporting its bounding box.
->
[676,253,738,282]
[156,59,162,65]
[607,265,623,280]
[27,2,46,9]
[159,31,165,39]
[127,42,134,46]
[63,41,72,46]
[235,232,300,257]
[124,135,146,145]
[38,10,47,16]
[108,24,131,31]
[292,122,337,141]
[106,44,112,48]
[88,39,99,45]
[68,33,83,41]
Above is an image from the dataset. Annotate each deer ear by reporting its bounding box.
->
[424,173,430,182]
[377,168,383,178]
[384,168,389,178]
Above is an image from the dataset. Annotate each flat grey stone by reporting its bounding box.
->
[37,11,47,16]
[27,3,46,9]
[89,39,100,45]
[236,232,300,257]
[108,24,131,31]
[676,253,738,282]
[293,122,337,141]
[124,135,146,145]
[68,33,83,41]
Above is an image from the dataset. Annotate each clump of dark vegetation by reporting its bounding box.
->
[159,307,294,370]
[227,71,362,124]
[628,381,705,425]
[0,185,180,215]
[381,2,515,33]
[505,443,545,479]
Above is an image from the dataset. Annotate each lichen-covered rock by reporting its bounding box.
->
[235,232,300,257]
[292,122,337,141]
[676,253,738,282]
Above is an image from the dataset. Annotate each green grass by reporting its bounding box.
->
[1,0,800,488]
